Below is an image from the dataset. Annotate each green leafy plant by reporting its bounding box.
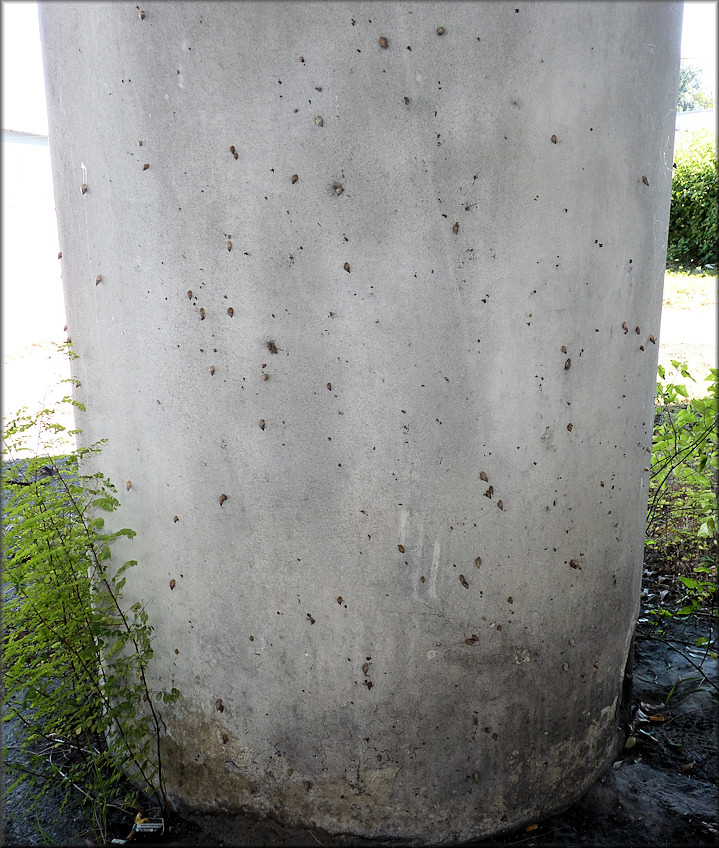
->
[675,558,718,618]
[648,362,718,539]
[667,129,718,267]
[2,389,179,842]
[644,362,718,628]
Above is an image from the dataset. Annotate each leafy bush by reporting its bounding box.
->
[667,129,718,267]
[648,362,718,540]
[2,394,178,841]
[645,363,718,626]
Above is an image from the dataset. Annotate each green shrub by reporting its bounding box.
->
[667,129,718,266]
[2,395,179,841]
[648,362,718,540]
[644,363,718,628]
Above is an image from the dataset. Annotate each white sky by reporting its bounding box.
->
[1,1,717,134]
[681,0,718,92]
[1,1,47,135]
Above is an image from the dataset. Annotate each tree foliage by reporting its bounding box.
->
[677,65,714,112]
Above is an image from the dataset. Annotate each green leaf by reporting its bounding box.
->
[698,521,713,537]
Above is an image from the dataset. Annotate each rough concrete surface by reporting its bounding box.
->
[3,615,716,846]
[36,1,682,842]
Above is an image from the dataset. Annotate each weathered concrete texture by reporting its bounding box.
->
[39,2,681,843]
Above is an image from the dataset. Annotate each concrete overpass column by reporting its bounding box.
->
[39,2,681,842]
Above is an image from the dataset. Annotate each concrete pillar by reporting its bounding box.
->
[39,2,681,842]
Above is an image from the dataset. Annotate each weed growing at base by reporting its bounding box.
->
[2,388,179,841]
[645,362,718,627]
